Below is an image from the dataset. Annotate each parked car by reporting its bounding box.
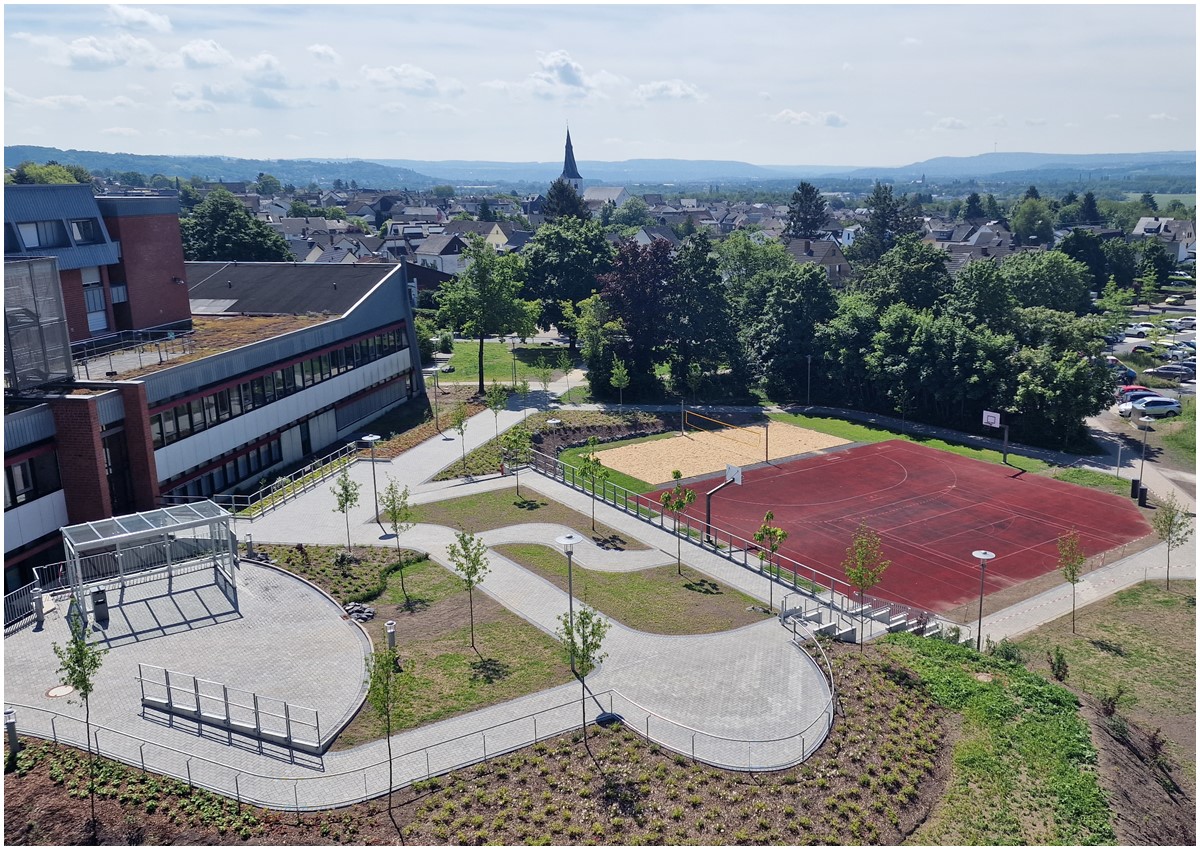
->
[1124,323,1156,338]
[1178,317,1197,330]
[1132,397,1183,418]
[1118,384,1152,398]
[1130,343,1157,355]
[1165,294,1187,306]
[1118,390,1167,408]
[1144,364,1196,380]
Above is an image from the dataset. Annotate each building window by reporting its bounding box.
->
[110,283,128,303]
[70,219,104,245]
[84,284,107,333]
[16,220,69,250]
[4,451,62,511]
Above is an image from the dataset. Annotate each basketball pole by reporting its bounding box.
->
[680,399,685,436]
[765,420,769,464]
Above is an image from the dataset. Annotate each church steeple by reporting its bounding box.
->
[559,127,582,191]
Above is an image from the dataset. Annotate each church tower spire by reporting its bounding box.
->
[559,127,582,192]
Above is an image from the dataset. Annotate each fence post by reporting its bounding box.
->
[482,732,487,761]
[425,750,431,780]
[186,757,193,788]
[51,715,57,743]
[691,733,696,763]
[294,782,300,824]
[234,774,241,809]
[140,743,146,773]
[284,702,292,745]
[533,715,537,742]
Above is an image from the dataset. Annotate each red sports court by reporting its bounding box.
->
[655,440,1152,614]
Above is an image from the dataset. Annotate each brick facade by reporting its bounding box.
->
[115,383,161,510]
[47,396,112,523]
[100,205,191,333]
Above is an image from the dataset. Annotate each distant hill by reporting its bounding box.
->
[372,158,853,183]
[839,150,1195,181]
[4,146,440,189]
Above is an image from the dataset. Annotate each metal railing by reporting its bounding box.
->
[137,665,322,754]
[162,442,360,519]
[6,659,834,810]
[71,327,195,363]
[3,579,38,634]
[528,448,962,641]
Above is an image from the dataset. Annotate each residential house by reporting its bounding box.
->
[583,186,630,212]
[412,233,468,274]
[783,238,852,283]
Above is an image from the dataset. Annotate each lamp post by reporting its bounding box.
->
[361,434,381,524]
[509,334,518,386]
[806,354,812,407]
[423,368,440,433]
[973,549,996,651]
[1138,416,1154,482]
[556,532,583,673]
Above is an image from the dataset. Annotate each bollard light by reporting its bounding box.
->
[5,707,18,757]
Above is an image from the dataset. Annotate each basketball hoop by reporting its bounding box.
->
[982,410,1009,464]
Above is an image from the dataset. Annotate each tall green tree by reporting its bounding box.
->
[1102,239,1138,289]
[962,192,985,220]
[1139,192,1158,212]
[982,194,1003,219]
[52,613,107,840]
[856,234,952,312]
[181,188,292,261]
[436,235,538,394]
[522,218,614,351]
[331,467,362,554]
[744,261,836,401]
[1009,197,1055,247]
[1000,250,1093,314]
[447,530,490,652]
[380,477,415,606]
[841,521,891,652]
[660,470,698,575]
[556,605,610,751]
[8,160,89,185]
[1057,529,1085,633]
[1151,494,1194,591]
[611,196,653,228]
[1078,191,1101,226]
[1011,345,1114,449]
[575,293,625,397]
[1139,239,1174,289]
[254,172,282,196]
[944,260,1017,332]
[785,181,829,238]
[1023,185,1041,200]
[846,181,903,265]
[599,238,675,390]
[664,231,739,391]
[1055,228,1107,291]
[543,178,591,221]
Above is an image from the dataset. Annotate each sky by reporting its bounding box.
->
[3,2,1196,168]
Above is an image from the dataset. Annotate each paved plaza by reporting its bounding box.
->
[4,376,1194,809]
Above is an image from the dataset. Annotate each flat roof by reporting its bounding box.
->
[63,500,229,552]
[184,261,402,317]
[88,314,331,380]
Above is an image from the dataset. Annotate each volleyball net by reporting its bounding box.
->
[683,409,761,450]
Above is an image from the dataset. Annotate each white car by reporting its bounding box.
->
[1178,317,1197,330]
[1119,396,1182,418]
[1118,395,1170,417]
[1124,323,1155,338]
[1117,390,1165,408]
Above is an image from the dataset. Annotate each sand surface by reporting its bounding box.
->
[595,422,850,486]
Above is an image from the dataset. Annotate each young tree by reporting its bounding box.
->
[556,605,610,750]
[500,423,533,497]
[449,402,470,470]
[516,378,531,420]
[536,357,553,397]
[52,613,107,840]
[557,350,573,401]
[785,181,829,238]
[660,470,698,575]
[1057,529,1085,633]
[447,530,491,652]
[610,355,630,412]
[575,437,610,531]
[1151,494,1194,591]
[436,234,538,395]
[330,467,361,554]
[753,510,789,614]
[365,645,403,824]
[485,381,508,439]
[380,477,415,605]
[841,521,891,651]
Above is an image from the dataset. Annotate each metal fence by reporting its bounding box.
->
[137,665,322,754]
[528,448,962,641]
[7,657,834,811]
[3,580,38,635]
[192,442,360,520]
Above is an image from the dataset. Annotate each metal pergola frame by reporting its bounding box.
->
[61,501,236,619]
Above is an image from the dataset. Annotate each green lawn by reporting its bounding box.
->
[1124,192,1196,208]
[447,341,571,384]
[1160,396,1195,467]
[1051,467,1128,497]
[494,543,771,635]
[410,486,648,550]
[559,432,667,494]
[767,411,1055,474]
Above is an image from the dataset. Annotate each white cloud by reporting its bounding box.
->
[250,90,307,110]
[13,31,165,70]
[307,43,340,64]
[201,83,243,103]
[380,102,408,114]
[1105,113,1121,120]
[428,102,463,116]
[934,116,968,131]
[758,91,772,101]
[1024,117,1046,126]
[485,50,617,101]
[107,5,171,33]
[171,98,216,113]
[220,128,261,138]
[5,88,89,109]
[103,95,140,108]
[987,114,1007,127]
[632,79,705,103]
[242,53,287,88]
[1149,112,1178,121]
[770,109,847,128]
[285,133,303,141]
[180,39,234,69]
[101,126,141,136]
[355,61,458,96]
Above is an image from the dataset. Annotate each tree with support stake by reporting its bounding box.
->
[53,612,107,842]
[485,381,508,440]
[753,511,788,614]
[501,423,534,498]
[1057,529,1085,633]
[380,477,415,607]
[366,644,403,830]
[556,605,609,754]
[1151,495,1194,591]
[610,355,630,413]
[576,437,609,531]
[660,470,697,575]
[447,530,490,653]
[449,402,470,470]
[842,521,891,652]
[330,467,361,555]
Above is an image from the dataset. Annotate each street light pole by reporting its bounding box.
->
[362,434,381,525]
[510,334,518,386]
[973,549,996,651]
[1139,416,1153,482]
[806,354,812,407]
[556,532,583,673]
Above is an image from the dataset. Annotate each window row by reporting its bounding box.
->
[4,451,63,511]
[150,327,406,450]
[163,437,283,501]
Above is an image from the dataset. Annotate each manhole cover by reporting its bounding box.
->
[974,673,994,683]
[47,685,74,698]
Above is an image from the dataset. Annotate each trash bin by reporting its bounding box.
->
[91,589,109,622]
